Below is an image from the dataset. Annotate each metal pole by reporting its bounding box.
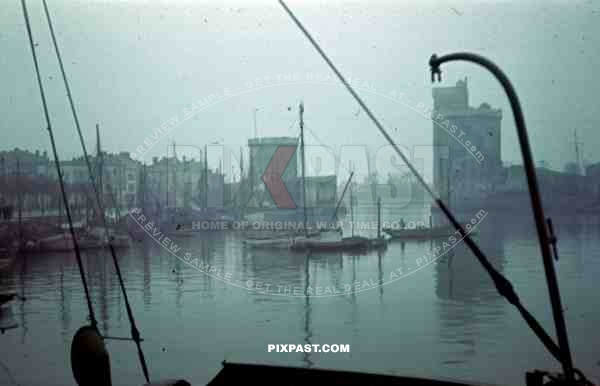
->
[350,178,354,238]
[17,156,23,247]
[0,156,4,221]
[166,152,169,209]
[327,171,354,225]
[377,196,381,239]
[430,52,575,382]
[253,108,259,138]
[299,101,308,237]
[173,142,177,209]
[204,144,208,208]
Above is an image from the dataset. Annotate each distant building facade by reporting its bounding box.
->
[0,148,50,178]
[432,78,503,209]
[248,136,299,207]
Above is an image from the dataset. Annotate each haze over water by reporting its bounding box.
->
[2,205,600,385]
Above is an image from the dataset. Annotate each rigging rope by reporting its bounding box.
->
[20,0,98,330]
[277,1,591,380]
[40,0,151,382]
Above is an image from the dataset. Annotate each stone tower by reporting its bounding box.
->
[432,78,502,211]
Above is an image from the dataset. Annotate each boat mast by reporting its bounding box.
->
[573,128,583,175]
[166,153,169,208]
[377,196,381,239]
[20,0,98,328]
[204,144,208,208]
[327,171,354,226]
[96,123,104,222]
[240,146,244,180]
[299,101,308,237]
[142,163,146,212]
[35,2,152,381]
[173,140,177,209]
[447,158,451,210]
[350,162,355,238]
[17,156,22,248]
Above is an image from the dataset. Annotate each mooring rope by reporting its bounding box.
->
[19,0,98,330]
[40,0,151,382]
[276,1,589,379]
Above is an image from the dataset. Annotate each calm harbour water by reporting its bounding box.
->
[1,206,600,386]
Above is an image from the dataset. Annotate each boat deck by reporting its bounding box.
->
[206,362,499,386]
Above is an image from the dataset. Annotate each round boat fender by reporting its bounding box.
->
[71,325,112,386]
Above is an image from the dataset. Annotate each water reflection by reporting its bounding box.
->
[59,261,70,338]
[434,224,506,364]
[377,250,384,299]
[303,253,313,368]
[1,213,599,386]
[18,252,29,343]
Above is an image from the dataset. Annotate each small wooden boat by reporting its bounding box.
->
[243,223,322,248]
[290,173,388,253]
[289,235,386,252]
[35,231,130,252]
[244,229,321,249]
[244,236,307,249]
[382,224,477,240]
[207,362,495,386]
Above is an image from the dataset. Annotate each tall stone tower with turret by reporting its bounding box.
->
[432,78,502,212]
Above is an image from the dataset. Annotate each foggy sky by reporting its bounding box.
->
[1,0,598,183]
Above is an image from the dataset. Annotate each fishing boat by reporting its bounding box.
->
[207,362,496,386]
[382,223,477,240]
[33,229,130,252]
[243,102,322,249]
[244,235,310,249]
[290,235,370,252]
[289,173,388,253]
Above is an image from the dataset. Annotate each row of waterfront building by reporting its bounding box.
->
[2,78,600,217]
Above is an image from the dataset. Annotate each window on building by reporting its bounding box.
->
[128,183,135,193]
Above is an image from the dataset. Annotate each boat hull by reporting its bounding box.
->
[207,362,497,386]
[290,236,386,253]
[382,224,475,240]
[34,233,130,252]
[244,236,307,249]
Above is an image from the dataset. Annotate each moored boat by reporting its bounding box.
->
[34,231,130,252]
[243,227,321,249]
[289,235,387,252]
[207,362,497,386]
[382,224,477,240]
[244,235,309,249]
